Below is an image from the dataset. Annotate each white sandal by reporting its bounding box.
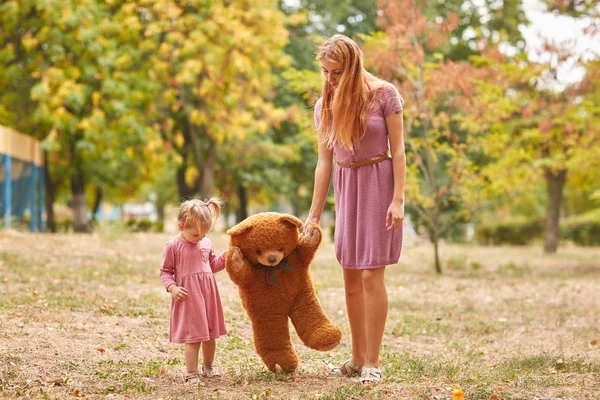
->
[359,367,382,385]
[324,359,362,377]
[202,364,221,378]
[184,372,201,385]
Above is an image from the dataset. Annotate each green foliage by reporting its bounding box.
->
[475,216,544,245]
[125,219,163,233]
[562,209,600,246]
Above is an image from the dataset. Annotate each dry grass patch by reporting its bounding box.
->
[1,230,599,399]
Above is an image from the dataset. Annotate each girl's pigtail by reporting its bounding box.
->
[204,197,222,221]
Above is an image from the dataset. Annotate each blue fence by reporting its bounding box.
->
[0,153,45,232]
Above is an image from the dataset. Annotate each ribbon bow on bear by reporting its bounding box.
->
[258,259,292,285]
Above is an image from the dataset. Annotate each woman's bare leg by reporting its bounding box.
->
[343,268,366,367]
[362,267,387,368]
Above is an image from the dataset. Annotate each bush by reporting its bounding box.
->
[562,210,600,246]
[55,218,73,233]
[475,216,544,245]
[125,219,163,233]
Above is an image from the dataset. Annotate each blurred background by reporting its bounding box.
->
[0,0,598,273]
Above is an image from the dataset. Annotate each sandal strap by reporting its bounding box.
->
[359,367,382,384]
[340,359,361,375]
[323,359,362,377]
[184,372,200,383]
[202,364,221,377]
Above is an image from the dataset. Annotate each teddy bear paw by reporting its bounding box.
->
[303,224,322,246]
[228,246,244,271]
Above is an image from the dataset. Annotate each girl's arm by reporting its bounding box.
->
[209,248,226,273]
[159,243,189,302]
[159,243,177,291]
[386,112,406,230]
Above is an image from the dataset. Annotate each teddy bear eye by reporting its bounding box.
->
[256,250,262,255]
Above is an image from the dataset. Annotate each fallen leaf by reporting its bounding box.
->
[590,339,598,346]
[97,348,105,354]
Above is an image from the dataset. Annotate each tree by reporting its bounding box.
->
[462,47,600,253]
[137,0,291,202]
[0,0,161,232]
[362,0,492,273]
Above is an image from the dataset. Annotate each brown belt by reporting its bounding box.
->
[336,154,391,169]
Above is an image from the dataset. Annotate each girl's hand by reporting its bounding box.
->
[169,285,189,302]
[386,201,404,231]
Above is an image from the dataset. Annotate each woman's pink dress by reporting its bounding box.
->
[160,236,227,343]
[315,84,404,269]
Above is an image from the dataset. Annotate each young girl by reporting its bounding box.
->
[159,198,227,384]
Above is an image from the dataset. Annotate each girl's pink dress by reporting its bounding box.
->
[160,236,227,343]
[315,84,404,269]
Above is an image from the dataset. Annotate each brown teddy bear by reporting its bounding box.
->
[225,212,342,373]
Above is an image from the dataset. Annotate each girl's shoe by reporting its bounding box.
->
[359,367,383,385]
[324,359,362,377]
[184,372,201,385]
[202,364,221,378]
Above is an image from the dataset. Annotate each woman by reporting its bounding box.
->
[303,34,406,385]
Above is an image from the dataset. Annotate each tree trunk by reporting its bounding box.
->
[44,154,56,233]
[425,220,443,274]
[200,155,216,199]
[237,183,248,223]
[432,229,442,274]
[544,168,566,253]
[71,170,90,233]
[91,186,103,223]
[156,203,165,223]
[199,137,216,199]
[176,163,196,201]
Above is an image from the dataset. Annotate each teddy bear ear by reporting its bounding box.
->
[279,214,303,230]
[227,223,253,237]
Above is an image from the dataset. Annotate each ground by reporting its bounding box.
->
[0,228,598,400]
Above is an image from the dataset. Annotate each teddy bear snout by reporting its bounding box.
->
[258,250,284,266]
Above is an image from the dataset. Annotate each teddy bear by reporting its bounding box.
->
[225,212,342,373]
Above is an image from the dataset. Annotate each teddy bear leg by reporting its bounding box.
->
[290,293,342,351]
[252,315,299,373]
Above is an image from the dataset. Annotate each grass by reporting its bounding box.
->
[0,229,599,399]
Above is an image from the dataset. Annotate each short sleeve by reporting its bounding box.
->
[314,98,323,129]
[380,85,403,118]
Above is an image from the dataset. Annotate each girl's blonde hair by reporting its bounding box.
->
[316,34,389,150]
[176,197,222,233]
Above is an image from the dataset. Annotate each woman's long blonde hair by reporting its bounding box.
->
[316,34,387,150]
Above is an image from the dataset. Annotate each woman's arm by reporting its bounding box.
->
[306,138,334,225]
[386,112,406,230]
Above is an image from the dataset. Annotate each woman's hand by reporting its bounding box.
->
[303,217,320,240]
[168,285,189,302]
[386,201,404,231]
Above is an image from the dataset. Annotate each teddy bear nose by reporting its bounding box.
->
[268,255,277,265]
